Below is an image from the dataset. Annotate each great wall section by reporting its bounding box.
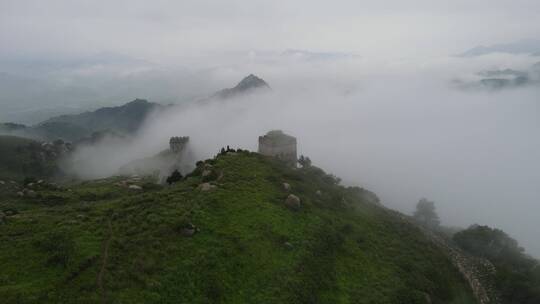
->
[419,226,501,304]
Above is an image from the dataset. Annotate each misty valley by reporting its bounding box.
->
[1,1,540,303]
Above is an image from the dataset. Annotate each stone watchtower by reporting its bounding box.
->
[258,130,297,166]
[169,136,190,153]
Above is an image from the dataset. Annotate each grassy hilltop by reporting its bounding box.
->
[0,151,476,303]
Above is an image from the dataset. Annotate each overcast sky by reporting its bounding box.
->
[1,0,540,64]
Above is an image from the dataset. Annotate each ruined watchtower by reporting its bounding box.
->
[169,136,190,153]
[258,130,297,166]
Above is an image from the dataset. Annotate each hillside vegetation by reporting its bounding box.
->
[0,136,60,181]
[0,151,476,303]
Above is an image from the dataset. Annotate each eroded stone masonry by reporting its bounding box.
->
[258,130,297,166]
[169,136,190,153]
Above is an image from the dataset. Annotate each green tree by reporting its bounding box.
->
[413,198,440,229]
[166,169,183,185]
[298,155,312,168]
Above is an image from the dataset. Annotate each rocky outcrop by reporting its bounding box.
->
[283,183,291,191]
[284,194,301,211]
[199,183,217,191]
[180,223,198,237]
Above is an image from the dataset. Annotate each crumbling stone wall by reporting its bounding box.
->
[169,136,189,153]
[386,209,500,304]
[258,130,297,166]
[420,226,500,304]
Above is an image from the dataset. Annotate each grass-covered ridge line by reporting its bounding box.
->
[0,151,476,303]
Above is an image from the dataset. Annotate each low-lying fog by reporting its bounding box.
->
[66,54,540,257]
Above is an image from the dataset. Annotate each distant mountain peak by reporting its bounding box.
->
[234,74,270,91]
[212,74,270,99]
[121,98,153,108]
[458,39,540,57]
[126,98,150,105]
[32,99,163,141]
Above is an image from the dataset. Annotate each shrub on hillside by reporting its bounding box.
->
[166,170,183,185]
[33,230,75,267]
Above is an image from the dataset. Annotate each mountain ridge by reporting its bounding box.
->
[212,74,271,99]
[0,75,270,142]
[0,151,477,303]
[458,39,540,57]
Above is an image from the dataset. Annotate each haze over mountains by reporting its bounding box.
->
[1,61,539,260]
[0,75,272,142]
[459,39,540,57]
[0,99,161,141]
[1,1,540,302]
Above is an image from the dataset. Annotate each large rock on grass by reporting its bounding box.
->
[285,194,301,211]
[199,183,217,191]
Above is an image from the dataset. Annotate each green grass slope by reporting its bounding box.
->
[0,152,476,303]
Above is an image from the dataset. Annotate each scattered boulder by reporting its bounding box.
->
[198,183,217,191]
[181,223,198,237]
[423,293,432,304]
[283,183,291,191]
[17,191,24,197]
[4,209,18,216]
[0,180,5,185]
[284,242,294,250]
[0,211,5,224]
[23,189,37,198]
[128,185,143,190]
[284,194,301,211]
[315,190,322,196]
[202,170,212,178]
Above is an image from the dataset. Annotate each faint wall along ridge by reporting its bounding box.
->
[418,226,500,304]
[258,130,297,166]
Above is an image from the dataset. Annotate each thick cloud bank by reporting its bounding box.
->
[64,55,540,257]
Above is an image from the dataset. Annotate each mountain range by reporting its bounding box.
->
[459,39,540,57]
[0,74,270,142]
[453,62,540,90]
